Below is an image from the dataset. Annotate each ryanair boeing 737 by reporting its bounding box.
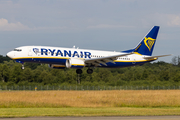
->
[7,26,170,74]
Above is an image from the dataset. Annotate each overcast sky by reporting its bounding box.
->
[0,0,180,62]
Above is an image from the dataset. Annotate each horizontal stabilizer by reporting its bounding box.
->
[144,54,172,59]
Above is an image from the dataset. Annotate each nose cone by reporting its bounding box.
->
[6,51,14,59]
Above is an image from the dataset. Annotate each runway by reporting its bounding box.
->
[1,116,180,120]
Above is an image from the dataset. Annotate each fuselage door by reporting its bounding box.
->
[14,51,16,56]
[132,54,136,64]
[37,52,40,56]
[28,48,32,56]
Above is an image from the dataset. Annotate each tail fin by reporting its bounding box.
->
[123,26,160,56]
[133,26,160,56]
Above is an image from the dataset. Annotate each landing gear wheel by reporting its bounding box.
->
[21,65,24,70]
[76,69,82,74]
[87,69,93,74]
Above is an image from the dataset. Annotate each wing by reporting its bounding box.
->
[144,54,172,60]
[85,52,134,66]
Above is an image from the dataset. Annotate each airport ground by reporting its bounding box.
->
[0,90,180,118]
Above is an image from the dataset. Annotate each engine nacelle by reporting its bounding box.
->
[65,58,85,69]
[48,64,66,69]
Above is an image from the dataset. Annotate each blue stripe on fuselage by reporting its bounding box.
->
[13,57,155,68]
[14,57,67,64]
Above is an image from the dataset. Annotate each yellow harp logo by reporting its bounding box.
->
[144,37,156,51]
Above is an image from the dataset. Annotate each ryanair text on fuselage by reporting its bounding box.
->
[34,48,92,58]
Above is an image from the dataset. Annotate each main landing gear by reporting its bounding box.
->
[76,68,93,74]
[87,69,93,74]
[76,69,82,74]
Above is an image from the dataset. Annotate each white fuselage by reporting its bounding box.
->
[7,46,156,68]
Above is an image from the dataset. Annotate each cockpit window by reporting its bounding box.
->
[14,49,22,51]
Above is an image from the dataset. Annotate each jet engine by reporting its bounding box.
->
[65,58,85,69]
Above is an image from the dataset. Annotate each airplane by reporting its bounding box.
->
[6,26,171,74]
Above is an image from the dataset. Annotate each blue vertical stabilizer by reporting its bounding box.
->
[123,26,160,56]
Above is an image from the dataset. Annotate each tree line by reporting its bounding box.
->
[0,55,180,86]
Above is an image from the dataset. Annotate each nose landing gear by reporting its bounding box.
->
[21,64,24,70]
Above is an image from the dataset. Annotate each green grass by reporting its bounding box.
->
[1,91,180,117]
[2,90,180,108]
[1,107,180,117]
